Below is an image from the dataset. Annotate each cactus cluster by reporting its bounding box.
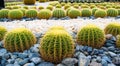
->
[94,9,107,18]
[104,22,120,36]
[81,8,92,17]
[68,8,81,18]
[40,26,74,63]
[25,9,38,18]
[0,9,9,18]
[0,26,7,41]
[4,28,36,52]
[8,9,23,19]
[77,24,105,48]
[52,8,66,18]
[107,8,118,17]
[23,0,36,5]
[38,9,52,19]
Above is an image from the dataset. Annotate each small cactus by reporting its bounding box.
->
[116,35,120,48]
[46,5,53,11]
[48,26,65,31]
[40,29,74,63]
[23,0,36,5]
[77,24,105,48]
[104,22,120,36]
[118,9,120,15]
[25,9,38,18]
[68,8,81,18]
[56,4,62,8]
[64,5,70,10]
[81,8,92,17]
[94,9,107,18]
[107,8,118,17]
[0,26,7,41]
[8,9,23,19]
[0,9,9,18]
[4,28,36,52]
[92,8,99,15]
[38,9,52,19]
[38,6,44,10]
[52,8,66,18]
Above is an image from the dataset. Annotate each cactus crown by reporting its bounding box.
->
[23,0,36,5]
[40,29,74,63]
[116,35,120,48]
[25,9,38,18]
[107,8,118,17]
[52,8,66,18]
[0,9,9,18]
[81,8,92,17]
[48,26,65,31]
[4,28,36,52]
[68,8,81,18]
[104,22,120,36]
[77,24,105,48]
[0,26,7,41]
[94,9,107,18]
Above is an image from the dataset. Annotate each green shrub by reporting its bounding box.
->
[92,8,99,15]
[46,5,53,11]
[94,9,107,18]
[104,22,120,36]
[4,28,36,52]
[23,0,36,5]
[38,9,52,19]
[0,26,7,41]
[81,8,92,17]
[40,29,74,63]
[25,9,38,18]
[38,6,44,10]
[77,24,105,48]
[107,8,118,17]
[68,8,81,18]
[8,9,23,19]
[52,8,66,18]
[0,9,9,18]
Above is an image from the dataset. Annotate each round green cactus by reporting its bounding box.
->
[73,5,79,9]
[81,5,89,8]
[94,9,107,18]
[52,8,66,18]
[40,30,74,63]
[64,5,70,10]
[23,0,36,5]
[48,26,65,31]
[46,5,53,11]
[5,6,12,9]
[77,24,105,48]
[38,6,44,10]
[23,6,29,9]
[20,8,26,16]
[107,8,118,17]
[81,8,92,17]
[116,35,120,48]
[25,9,38,18]
[39,0,47,2]
[92,8,99,15]
[0,9,9,18]
[104,22,120,36]
[56,4,62,8]
[8,9,23,19]
[0,26,7,41]
[4,28,36,52]
[68,8,81,18]
[38,9,52,19]
[117,9,120,15]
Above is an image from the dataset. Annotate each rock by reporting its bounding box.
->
[78,54,90,66]
[101,47,108,51]
[75,45,84,51]
[108,63,116,66]
[19,58,29,65]
[1,59,7,66]
[0,41,3,48]
[108,46,115,52]
[6,64,14,66]
[91,49,99,55]
[56,64,66,66]
[105,43,114,47]
[7,59,15,64]
[102,56,112,63]
[112,56,120,65]
[30,46,39,53]
[11,55,17,59]
[37,62,54,66]
[74,51,81,58]
[30,57,41,64]
[96,56,102,63]
[3,53,10,59]
[0,49,7,56]
[111,36,116,42]
[101,59,108,66]
[82,46,88,51]
[29,53,40,59]
[24,63,35,66]
[106,34,113,39]
[87,47,92,54]
[108,51,117,57]
[98,49,104,54]
[18,53,28,59]
[106,40,115,44]
[62,58,78,66]
[89,61,102,66]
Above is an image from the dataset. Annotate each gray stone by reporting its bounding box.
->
[0,48,7,56]
[19,58,29,65]
[30,46,39,53]
[111,36,116,42]
[30,57,41,64]
[91,49,99,55]
[108,63,116,66]
[1,59,7,66]
[112,56,120,65]
[106,34,113,39]
[87,47,92,54]
[18,53,28,59]
[6,64,14,66]
[102,56,112,63]
[3,53,10,59]
[78,54,90,66]
[74,51,81,58]
[11,55,17,59]
[75,45,84,51]
[37,62,54,66]
[24,63,35,66]
[89,61,102,66]
[101,47,108,51]
[29,53,40,59]
[62,58,78,66]
[0,41,3,48]
[7,59,15,64]
[108,46,115,52]
[56,64,66,66]
[96,56,102,63]
[101,59,108,66]
[108,51,117,57]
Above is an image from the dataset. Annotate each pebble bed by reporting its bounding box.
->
[0,18,120,66]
